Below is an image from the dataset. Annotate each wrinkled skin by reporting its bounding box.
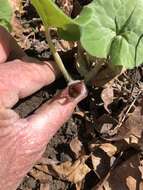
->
[0,26,87,190]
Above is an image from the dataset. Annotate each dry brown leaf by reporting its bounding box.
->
[40,183,50,190]
[140,182,143,190]
[91,154,101,171]
[95,114,118,139]
[101,85,114,112]
[10,0,28,49]
[75,181,83,190]
[124,136,139,145]
[107,101,143,141]
[126,176,137,190]
[97,97,143,143]
[50,156,91,184]
[95,154,143,190]
[122,103,143,138]
[90,152,111,180]
[70,137,84,158]
[92,64,123,87]
[35,164,49,174]
[99,143,117,157]
[100,181,111,190]
[29,167,49,183]
[90,143,117,158]
[90,143,117,181]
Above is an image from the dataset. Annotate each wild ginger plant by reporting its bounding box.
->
[31,0,143,86]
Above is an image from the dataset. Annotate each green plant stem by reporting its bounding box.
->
[45,28,73,83]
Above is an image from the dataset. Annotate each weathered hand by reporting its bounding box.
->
[0,26,87,190]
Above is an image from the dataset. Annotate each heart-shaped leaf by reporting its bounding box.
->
[0,0,12,31]
[75,0,143,68]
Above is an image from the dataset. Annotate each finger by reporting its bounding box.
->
[0,26,25,63]
[0,59,59,108]
[25,82,87,150]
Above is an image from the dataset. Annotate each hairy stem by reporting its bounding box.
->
[45,28,73,83]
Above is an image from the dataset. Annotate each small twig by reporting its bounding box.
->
[23,31,35,47]
[22,18,41,24]
[117,90,142,129]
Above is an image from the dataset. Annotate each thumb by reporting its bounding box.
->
[25,81,87,150]
[0,82,87,190]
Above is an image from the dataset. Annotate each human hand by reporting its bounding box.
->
[0,26,87,190]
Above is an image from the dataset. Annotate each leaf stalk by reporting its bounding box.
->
[45,28,73,83]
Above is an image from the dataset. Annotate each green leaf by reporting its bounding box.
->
[75,0,143,68]
[31,0,143,69]
[0,0,12,31]
[31,0,80,40]
[110,36,134,68]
